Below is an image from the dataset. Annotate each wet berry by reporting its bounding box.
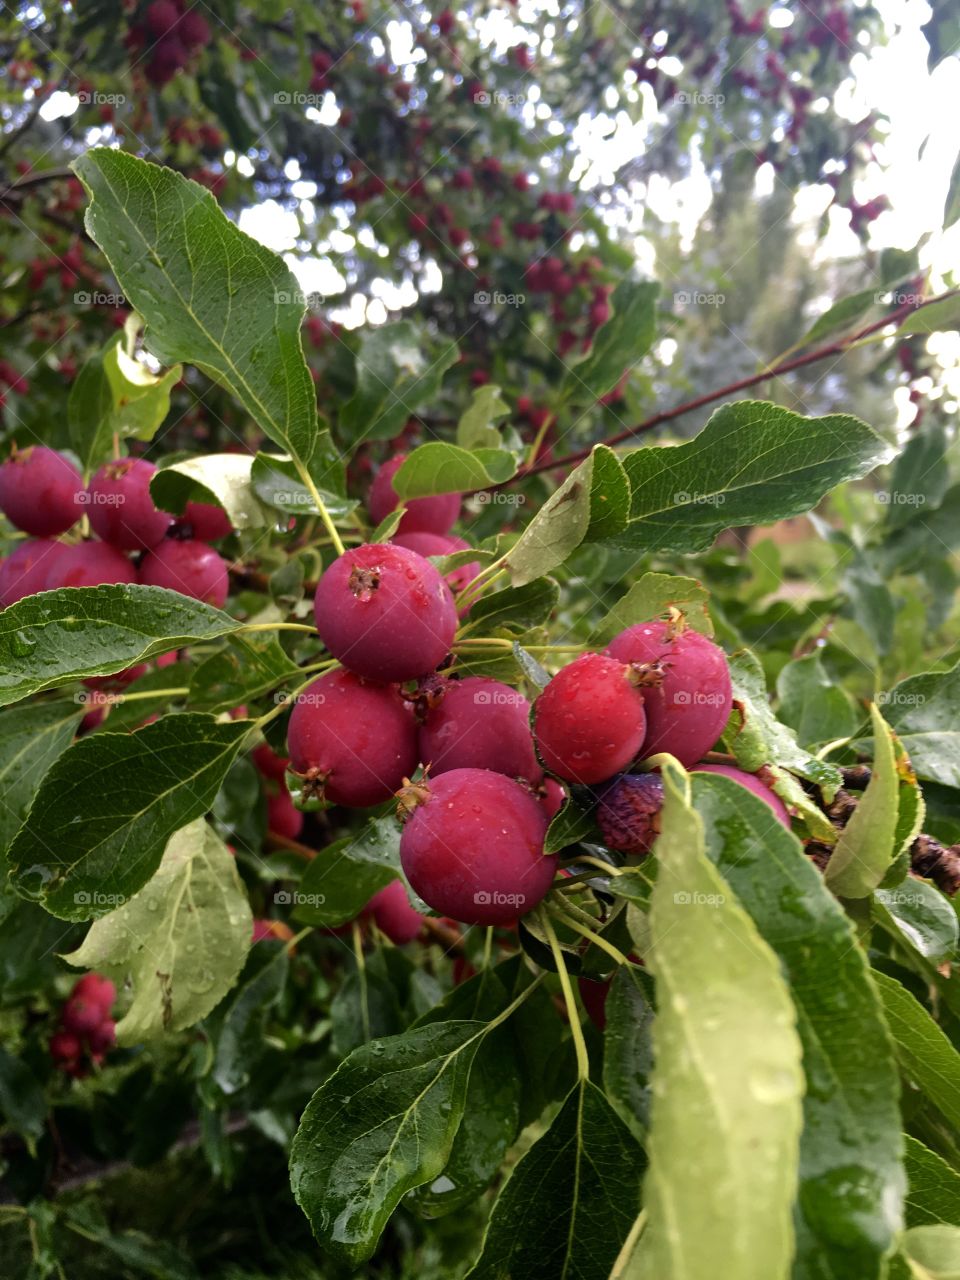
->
[87,458,173,549]
[0,446,83,536]
[418,676,541,783]
[139,538,229,607]
[368,455,461,535]
[533,653,647,784]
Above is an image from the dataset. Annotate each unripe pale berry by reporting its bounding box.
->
[365,879,424,943]
[596,772,664,854]
[0,446,83,536]
[533,653,647,784]
[368,455,461,535]
[313,543,457,682]
[418,676,541,783]
[607,621,732,767]
[48,541,136,590]
[398,768,555,925]
[693,764,790,827]
[287,669,417,807]
[87,458,173,550]
[138,538,229,607]
[0,538,67,605]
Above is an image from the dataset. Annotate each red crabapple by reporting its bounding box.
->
[181,500,233,541]
[286,668,418,808]
[533,653,647,784]
[50,1031,82,1063]
[72,974,116,1010]
[0,538,67,605]
[398,768,555,926]
[87,1020,116,1055]
[418,676,541,783]
[138,539,229,607]
[693,764,790,827]
[48,541,136,589]
[146,0,178,35]
[267,790,304,840]
[365,879,424,943]
[252,742,290,782]
[578,975,610,1031]
[596,772,664,854]
[607,621,732,767]
[391,530,481,608]
[313,543,457,682]
[540,777,566,821]
[87,458,173,549]
[368,456,461,535]
[0,446,83,536]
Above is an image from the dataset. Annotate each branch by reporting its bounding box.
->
[509,288,959,482]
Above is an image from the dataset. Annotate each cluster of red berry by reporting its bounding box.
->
[49,974,116,1077]
[127,2,212,89]
[0,447,232,609]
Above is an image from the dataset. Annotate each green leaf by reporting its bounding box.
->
[692,771,905,1280]
[825,705,901,898]
[151,453,267,530]
[69,333,181,473]
[877,663,960,788]
[875,882,959,965]
[0,1046,47,1141]
[775,652,858,748]
[340,321,459,444]
[589,571,712,646]
[290,1020,484,1264]
[73,148,343,493]
[250,453,357,521]
[873,971,960,1132]
[412,968,522,1217]
[393,442,516,496]
[468,1080,646,1280]
[506,445,629,586]
[544,791,600,854]
[796,286,881,348]
[188,632,300,713]
[467,578,559,633]
[905,1136,960,1228]
[902,1224,960,1278]
[632,761,804,1280]
[291,817,401,927]
[602,965,655,1144]
[63,819,252,1044]
[894,297,960,337]
[725,648,842,796]
[211,945,290,1094]
[614,401,893,553]
[884,425,949,533]
[0,701,82,858]
[560,280,659,404]
[7,713,251,920]
[457,384,511,450]
[0,584,241,709]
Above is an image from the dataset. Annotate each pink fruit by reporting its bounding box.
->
[391,530,481,607]
[61,996,104,1035]
[48,542,136,589]
[252,742,290,781]
[267,790,304,839]
[399,768,555,925]
[368,456,461,535]
[0,538,67,605]
[313,543,457,682]
[50,1030,81,1062]
[72,974,116,1010]
[540,777,566,821]
[182,500,232,541]
[287,668,418,808]
[606,621,732,767]
[596,773,665,854]
[418,676,541,783]
[87,459,173,550]
[365,879,424,943]
[578,975,610,1031]
[87,1020,116,1054]
[693,764,790,827]
[533,653,647,785]
[0,446,83,536]
[145,0,179,36]
[138,539,228,607]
